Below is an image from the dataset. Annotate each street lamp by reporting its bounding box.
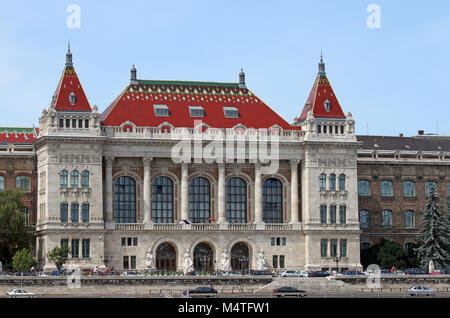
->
[333,256,341,273]
[98,236,102,275]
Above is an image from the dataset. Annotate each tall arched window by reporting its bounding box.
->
[425,181,437,197]
[329,174,336,191]
[152,176,174,223]
[380,180,393,196]
[114,176,136,223]
[71,170,79,188]
[402,181,415,197]
[319,173,326,191]
[263,178,283,223]
[0,175,4,191]
[359,210,370,228]
[60,170,68,188]
[226,177,247,223]
[382,210,392,228]
[358,180,371,196]
[338,174,346,191]
[189,177,210,223]
[16,175,30,192]
[81,170,89,188]
[405,210,414,228]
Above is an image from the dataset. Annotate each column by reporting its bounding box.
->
[254,163,263,224]
[290,159,300,223]
[143,156,153,223]
[217,163,227,223]
[105,156,114,227]
[180,163,189,222]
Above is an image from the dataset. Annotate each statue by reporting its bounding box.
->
[145,250,156,270]
[429,259,435,274]
[220,249,231,272]
[256,249,268,271]
[183,249,194,275]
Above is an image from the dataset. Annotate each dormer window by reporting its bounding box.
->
[189,106,204,117]
[324,99,331,112]
[69,92,76,105]
[223,106,239,118]
[153,104,169,117]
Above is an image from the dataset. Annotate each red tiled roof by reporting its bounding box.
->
[0,127,38,144]
[100,80,297,130]
[53,65,91,111]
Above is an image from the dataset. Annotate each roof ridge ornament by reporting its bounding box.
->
[318,51,326,77]
[239,68,246,88]
[130,65,138,85]
[66,40,73,67]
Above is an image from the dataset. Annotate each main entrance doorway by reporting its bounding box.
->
[230,242,250,273]
[155,243,177,271]
[193,243,214,273]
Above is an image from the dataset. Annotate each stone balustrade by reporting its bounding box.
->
[114,223,301,231]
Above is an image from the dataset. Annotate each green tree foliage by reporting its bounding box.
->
[12,248,35,273]
[415,187,450,269]
[360,238,416,269]
[47,244,70,270]
[0,189,33,267]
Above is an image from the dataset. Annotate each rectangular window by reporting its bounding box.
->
[223,106,239,118]
[153,104,169,117]
[188,106,204,117]
[361,242,371,250]
[127,237,132,246]
[271,237,275,246]
[382,210,392,228]
[66,119,70,128]
[61,239,69,248]
[340,126,344,134]
[282,237,286,246]
[272,255,278,269]
[85,119,89,128]
[133,237,138,246]
[317,125,321,133]
[121,238,126,247]
[16,176,30,192]
[23,207,29,226]
[71,239,79,258]
[279,255,285,268]
[330,239,338,257]
[72,119,77,128]
[130,256,136,269]
[330,206,336,224]
[82,239,90,258]
[340,240,347,257]
[335,126,338,134]
[59,119,64,128]
[339,206,346,224]
[60,204,68,222]
[71,204,79,223]
[276,237,281,246]
[81,204,89,222]
[79,119,83,128]
[323,125,327,133]
[0,175,4,191]
[320,205,327,224]
[320,239,328,257]
[123,256,129,269]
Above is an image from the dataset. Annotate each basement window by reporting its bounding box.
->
[153,104,169,117]
[223,106,239,118]
[189,106,205,117]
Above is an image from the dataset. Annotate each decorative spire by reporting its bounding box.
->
[130,65,138,85]
[239,68,246,88]
[66,40,73,67]
[318,51,326,77]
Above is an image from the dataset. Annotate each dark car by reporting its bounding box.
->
[343,270,364,276]
[251,270,272,276]
[187,287,218,297]
[309,271,330,277]
[440,269,450,275]
[273,286,307,298]
[405,268,427,275]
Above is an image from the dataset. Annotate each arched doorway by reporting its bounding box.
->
[193,243,214,273]
[155,243,177,271]
[230,242,250,273]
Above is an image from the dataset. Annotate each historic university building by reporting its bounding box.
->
[1,47,449,272]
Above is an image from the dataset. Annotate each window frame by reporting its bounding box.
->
[262,178,283,223]
[380,180,393,197]
[226,177,247,223]
[358,180,371,196]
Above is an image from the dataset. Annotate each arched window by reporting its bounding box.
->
[358,180,371,196]
[405,210,414,228]
[319,173,326,191]
[70,170,79,188]
[0,175,4,191]
[359,210,370,228]
[16,175,30,192]
[226,177,247,223]
[81,170,89,188]
[329,174,336,191]
[425,181,437,197]
[60,170,68,188]
[114,176,136,223]
[382,210,392,228]
[263,178,283,223]
[338,174,346,191]
[152,176,174,223]
[402,181,415,197]
[189,177,210,223]
[380,180,393,196]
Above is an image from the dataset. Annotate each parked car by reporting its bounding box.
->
[186,287,218,297]
[439,269,450,275]
[280,270,308,278]
[14,272,31,276]
[273,286,307,297]
[6,289,35,298]
[0,272,11,276]
[251,270,273,276]
[34,272,47,277]
[405,268,427,275]
[408,286,435,296]
[308,271,330,277]
[343,270,365,276]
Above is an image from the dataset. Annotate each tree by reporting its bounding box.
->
[47,244,70,270]
[0,189,33,268]
[12,248,35,273]
[361,238,410,269]
[414,187,450,269]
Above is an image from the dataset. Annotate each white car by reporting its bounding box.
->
[6,289,35,298]
[280,270,308,278]
[408,286,435,296]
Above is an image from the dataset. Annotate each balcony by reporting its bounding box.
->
[114,223,300,231]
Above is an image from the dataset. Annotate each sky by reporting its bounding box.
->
[0,0,449,136]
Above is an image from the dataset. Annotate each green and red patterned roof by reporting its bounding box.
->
[0,127,38,144]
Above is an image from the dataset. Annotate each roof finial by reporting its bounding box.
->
[130,65,138,85]
[239,68,246,88]
[66,40,73,67]
[318,51,326,77]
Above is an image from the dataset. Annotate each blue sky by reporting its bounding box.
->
[1,0,449,136]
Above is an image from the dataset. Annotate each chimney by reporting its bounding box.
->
[418,130,424,136]
[399,133,403,137]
